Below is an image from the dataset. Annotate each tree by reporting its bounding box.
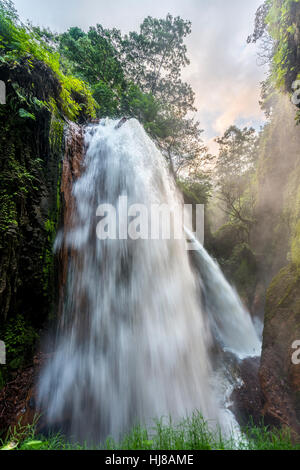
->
[178,171,212,206]
[0,0,18,21]
[113,14,203,174]
[99,14,196,132]
[215,126,257,180]
[247,0,273,67]
[58,15,204,175]
[157,116,207,177]
[59,26,127,116]
[117,14,195,117]
[249,0,300,95]
[30,25,59,51]
[215,126,258,239]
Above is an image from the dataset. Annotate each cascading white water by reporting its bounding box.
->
[38,118,261,443]
[187,230,261,360]
[186,231,261,435]
[38,119,220,442]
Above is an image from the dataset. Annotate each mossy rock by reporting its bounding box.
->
[265,264,300,322]
[260,263,300,435]
[291,221,300,269]
[0,60,68,384]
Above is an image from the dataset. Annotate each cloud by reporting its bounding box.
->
[180,0,267,151]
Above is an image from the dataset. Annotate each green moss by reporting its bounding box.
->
[0,127,39,234]
[39,116,64,296]
[265,264,300,320]
[2,315,38,371]
[42,210,59,296]
[49,115,64,153]
[0,74,65,384]
[280,162,300,269]
[0,194,18,232]
[42,218,57,296]
[291,221,300,268]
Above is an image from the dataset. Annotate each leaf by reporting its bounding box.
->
[18,108,36,120]
[21,440,44,450]
[32,97,45,109]
[1,441,18,451]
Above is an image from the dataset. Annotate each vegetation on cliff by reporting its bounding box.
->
[206,0,300,435]
[208,0,300,307]
[0,0,98,385]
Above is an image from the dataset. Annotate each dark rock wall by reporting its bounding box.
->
[259,264,300,437]
[0,61,65,378]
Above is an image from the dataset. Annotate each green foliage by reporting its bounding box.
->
[177,173,212,206]
[0,135,39,233]
[283,162,300,270]
[251,0,300,98]
[266,0,300,90]
[57,15,204,174]
[119,14,194,115]
[252,94,300,276]
[213,223,244,258]
[0,193,17,232]
[42,217,57,297]
[265,264,300,321]
[18,108,36,120]
[0,4,208,176]
[158,117,207,176]
[116,14,203,172]
[2,315,38,370]
[49,115,64,153]
[214,126,258,240]
[225,243,258,304]
[59,25,125,118]
[2,412,300,450]
[0,1,97,121]
[216,126,258,180]
[291,221,300,268]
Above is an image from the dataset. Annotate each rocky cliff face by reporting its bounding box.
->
[0,118,85,437]
[210,93,300,436]
[0,60,65,380]
[259,264,300,438]
[250,95,300,438]
[58,123,84,315]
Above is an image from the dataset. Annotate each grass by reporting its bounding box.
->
[1,412,300,451]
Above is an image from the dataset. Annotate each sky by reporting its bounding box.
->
[13,0,267,154]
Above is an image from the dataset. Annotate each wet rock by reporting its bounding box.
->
[0,354,48,437]
[230,356,264,427]
[58,123,84,314]
[259,264,300,440]
[115,117,128,129]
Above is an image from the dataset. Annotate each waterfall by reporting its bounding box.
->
[187,230,261,360]
[38,118,261,443]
